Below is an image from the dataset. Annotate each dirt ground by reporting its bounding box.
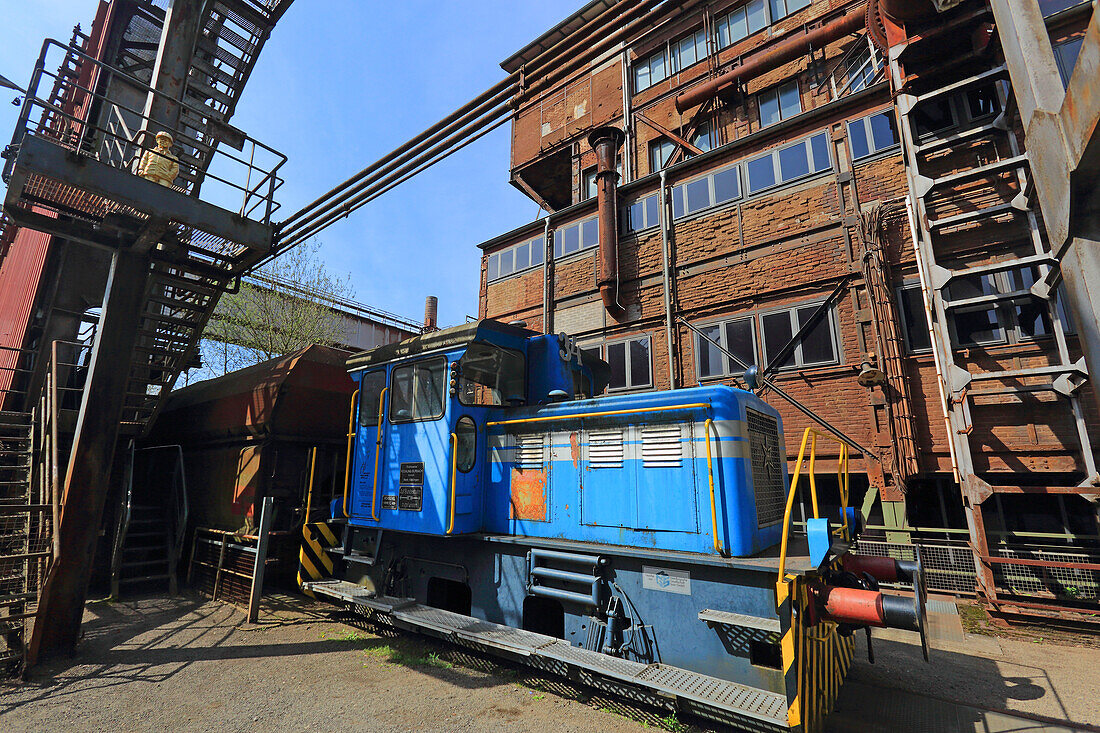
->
[2,593,1098,733]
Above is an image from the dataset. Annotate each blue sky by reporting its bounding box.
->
[1,1,583,327]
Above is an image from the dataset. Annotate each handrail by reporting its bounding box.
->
[777,428,851,582]
[341,389,359,519]
[369,387,388,522]
[446,432,458,535]
[108,441,136,598]
[486,402,711,427]
[704,418,725,556]
[304,446,318,522]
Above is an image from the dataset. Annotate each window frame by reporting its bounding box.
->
[634,45,670,93]
[757,79,802,128]
[358,369,387,427]
[759,301,842,371]
[693,315,759,381]
[745,131,832,196]
[847,110,900,162]
[715,0,768,50]
[553,215,600,260]
[388,356,448,424]
[585,335,654,392]
[487,235,545,283]
[896,283,933,354]
[623,191,662,233]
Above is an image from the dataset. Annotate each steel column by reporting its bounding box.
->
[28,248,150,660]
[142,0,205,137]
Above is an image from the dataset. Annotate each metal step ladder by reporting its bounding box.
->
[110,504,176,597]
[0,411,50,672]
[887,3,1097,615]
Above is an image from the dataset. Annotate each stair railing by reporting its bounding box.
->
[166,444,189,572]
[108,441,136,599]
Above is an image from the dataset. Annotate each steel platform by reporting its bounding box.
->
[302,578,789,731]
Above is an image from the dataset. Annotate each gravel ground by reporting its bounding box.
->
[2,594,1098,732]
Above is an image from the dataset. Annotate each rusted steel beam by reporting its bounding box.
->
[633,111,705,158]
[29,248,150,661]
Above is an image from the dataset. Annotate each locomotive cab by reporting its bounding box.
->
[344,320,608,536]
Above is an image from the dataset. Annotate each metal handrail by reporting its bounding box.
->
[109,441,136,598]
[446,432,458,535]
[341,389,359,519]
[703,418,725,556]
[5,39,286,223]
[777,428,851,583]
[369,387,388,522]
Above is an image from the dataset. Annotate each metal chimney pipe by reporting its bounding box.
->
[588,126,626,321]
[424,295,438,331]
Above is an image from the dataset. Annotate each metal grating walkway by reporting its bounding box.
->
[303,579,788,730]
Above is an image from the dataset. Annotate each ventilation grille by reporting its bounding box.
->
[514,434,545,470]
[589,430,624,469]
[641,424,683,468]
[746,409,784,528]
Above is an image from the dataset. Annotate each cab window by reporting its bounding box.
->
[457,342,526,406]
[358,370,386,427]
[390,357,446,422]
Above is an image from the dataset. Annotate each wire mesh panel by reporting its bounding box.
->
[746,409,784,528]
[851,538,978,595]
[992,547,1100,602]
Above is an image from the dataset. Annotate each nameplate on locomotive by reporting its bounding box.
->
[381,494,398,510]
[398,485,423,511]
[399,462,424,486]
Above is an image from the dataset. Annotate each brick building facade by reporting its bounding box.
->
[476,0,1098,546]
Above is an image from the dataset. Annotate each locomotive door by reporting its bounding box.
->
[354,369,387,518]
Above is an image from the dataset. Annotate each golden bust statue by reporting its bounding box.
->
[138,131,180,187]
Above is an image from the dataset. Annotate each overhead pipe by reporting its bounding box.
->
[589,126,627,320]
[675,4,867,114]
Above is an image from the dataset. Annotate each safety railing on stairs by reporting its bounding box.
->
[3,39,286,225]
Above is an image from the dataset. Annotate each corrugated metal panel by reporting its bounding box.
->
[0,226,53,407]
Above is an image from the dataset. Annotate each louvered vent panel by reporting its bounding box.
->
[641,424,683,468]
[746,409,784,528]
[515,434,545,470]
[589,430,624,469]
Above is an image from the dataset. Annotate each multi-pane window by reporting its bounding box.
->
[649,138,676,172]
[584,337,653,391]
[488,235,544,282]
[554,216,599,259]
[671,28,708,73]
[695,317,757,379]
[634,48,669,92]
[582,160,621,201]
[896,285,932,353]
[746,132,831,194]
[760,303,840,370]
[758,80,802,127]
[912,84,1001,138]
[847,111,899,161]
[769,0,811,21]
[623,192,661,232]
[716,0,768,49]
[671,162,741,218]
[840,46,883,95]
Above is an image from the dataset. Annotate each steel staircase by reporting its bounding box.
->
[886,2,1099,620]
[0,411,49,672]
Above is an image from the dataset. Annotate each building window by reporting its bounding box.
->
[716,0,768,49]
[554,216,599,259]
[695,317,757,379]
[586,337,652,391]
[848,111,899,161]
[623,192,661,232]
[746,132,831,194]
[671,28,708,73]
[488,235,545,282]
[671,161,741,219]
[1054,37,1083,87]
[692,122,713,153]
[758,80,802,128]
[946,273,1005,346]
[760,303,840,370]
[840,46,883,94]
[582,160,620,201]
[649,138,676,172]
[769,0,811,21]
[634,47,669,92]
[912,84,1001,138]
[897,284,932,353]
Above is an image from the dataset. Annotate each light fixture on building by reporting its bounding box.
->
[857,352,887,388]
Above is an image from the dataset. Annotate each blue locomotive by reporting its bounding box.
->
[300,319,927,732]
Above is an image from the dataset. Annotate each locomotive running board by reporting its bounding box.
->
[303,579,788,731]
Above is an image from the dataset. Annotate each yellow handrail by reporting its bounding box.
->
[369,387,388,522]
[446,432,458,535]
[486,402,711,427]
[341,389,359,519]
[777,427,850,582]
[704,418,724,556]
[304,446,317,522]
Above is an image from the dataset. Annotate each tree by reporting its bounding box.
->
[188,239,355,382]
